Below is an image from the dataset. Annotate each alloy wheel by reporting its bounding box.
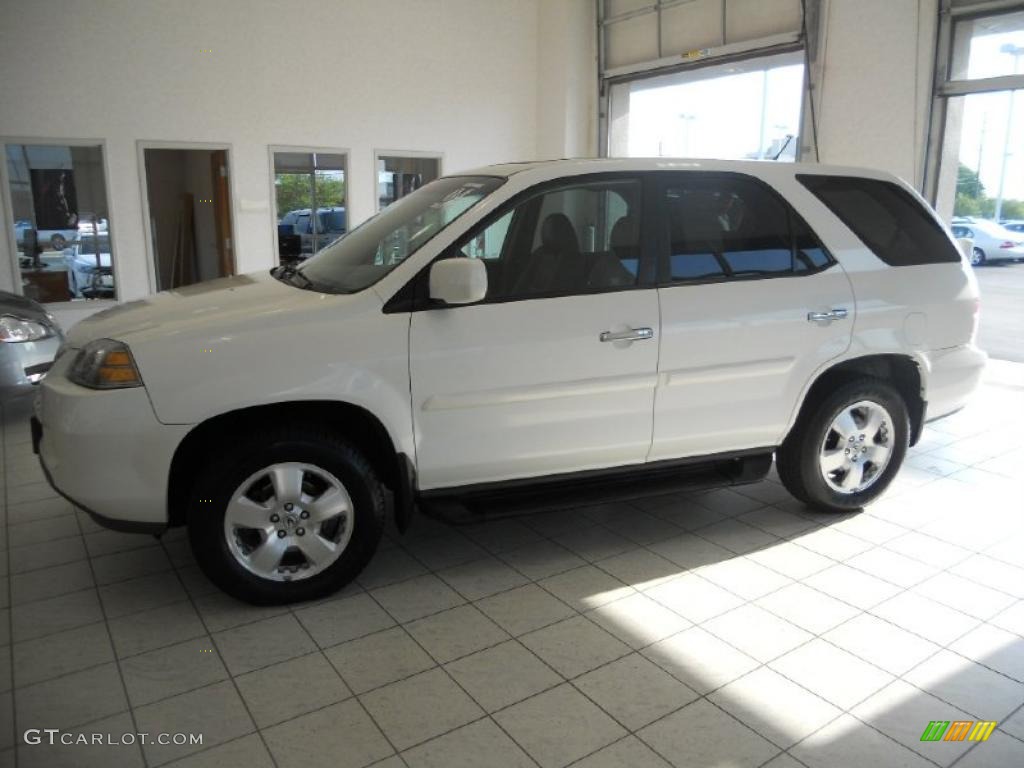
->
[223,462,354,581]
[818,400,894,494]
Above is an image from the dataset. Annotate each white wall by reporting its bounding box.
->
[1,0,583,326]
[812,0,938,187]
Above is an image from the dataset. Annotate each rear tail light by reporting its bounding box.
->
[999,241,1018,248]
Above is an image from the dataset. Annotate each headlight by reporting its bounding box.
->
[68,339,143,389]
[0,315,53,342]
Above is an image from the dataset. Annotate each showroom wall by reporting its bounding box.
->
[0,0,597,326]
[812,0,938,187]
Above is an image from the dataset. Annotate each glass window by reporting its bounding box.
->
[5,143,115,302]
[455,178,642,301]
[291,175,503,295]
[663,175,820,282]
[950,10,1024,81]
[798,175,961,267]
[608,51,804,161]
[377,155,441,211]
[272,151,347,263]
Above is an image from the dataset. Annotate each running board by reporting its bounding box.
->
[418,450,773,525]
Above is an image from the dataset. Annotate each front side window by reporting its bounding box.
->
[5,143,115,302]
[454,178,643,301]
[292,175,503,294]
[662,175,828,282]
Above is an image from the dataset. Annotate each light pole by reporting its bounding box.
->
[994,43,1023,222]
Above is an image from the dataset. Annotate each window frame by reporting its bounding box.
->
[652,171,836,288]
[1,136,120,306]
[385,172,661,313]
[268,145,350,263]
[374,149,444,213]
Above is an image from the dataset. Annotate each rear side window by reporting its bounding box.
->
[662,174,832,282]
[797,175,960,266]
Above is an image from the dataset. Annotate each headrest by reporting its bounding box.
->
[610,215,638,248]
[540,213,580,254]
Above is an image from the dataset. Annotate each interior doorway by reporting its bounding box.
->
[142,146,235,291]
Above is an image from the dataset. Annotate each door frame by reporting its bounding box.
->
[0,135,120,307]
[136,140,239,294]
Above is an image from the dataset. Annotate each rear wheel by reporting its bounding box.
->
[776,378,909,512]
[187,425,385,604]
[971,247,986,266]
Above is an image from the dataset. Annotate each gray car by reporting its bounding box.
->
[0,290,63,400]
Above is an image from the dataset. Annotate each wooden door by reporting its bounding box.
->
[210,150,234,277]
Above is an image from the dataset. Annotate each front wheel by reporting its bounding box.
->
[187,426,385,604]
[776,378,909,513]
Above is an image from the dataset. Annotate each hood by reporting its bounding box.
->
[66,271,335,347]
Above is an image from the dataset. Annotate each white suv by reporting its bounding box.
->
[33,159,986,604]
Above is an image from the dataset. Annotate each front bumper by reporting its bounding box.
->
[34,354,190,530]
[0,334,62,400]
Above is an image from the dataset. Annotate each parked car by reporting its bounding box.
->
[64,235,114,299]
[1000,219,1024,235]
[278,207,346,255]
[0,290,63,400]
[951,218,1024,265]
[34,159,986,604]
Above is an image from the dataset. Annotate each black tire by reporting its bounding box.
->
[971,247,986,267]
[187,424,385,605]
[776,377,909,513]
[50,234,66,251]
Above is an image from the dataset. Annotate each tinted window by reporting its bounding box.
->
[663,175,829,282]
[798,175,961,266]
[458,179,642,301]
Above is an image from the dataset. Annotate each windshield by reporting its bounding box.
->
[292,175,504,294]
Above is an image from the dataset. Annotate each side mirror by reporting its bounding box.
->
[429,258,487,305]
[956,237,973,260]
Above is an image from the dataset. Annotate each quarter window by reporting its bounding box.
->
[662,175,828,282]
[797,175,961,266]
[457,178,643,301]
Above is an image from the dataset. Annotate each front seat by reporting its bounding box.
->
[511,213,583,296]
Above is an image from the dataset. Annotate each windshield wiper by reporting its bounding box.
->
[272,263,314,289]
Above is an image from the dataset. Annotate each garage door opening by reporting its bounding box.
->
[607,51,805,161]
[142,147,235,291]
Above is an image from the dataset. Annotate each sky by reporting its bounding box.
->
[615,55,805,162]
[956,27,1024,201]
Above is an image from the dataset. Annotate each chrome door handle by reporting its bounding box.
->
[807,308,849,323]
[600,327,654,343]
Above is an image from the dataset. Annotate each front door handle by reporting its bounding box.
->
[600,327,654,343]
[807,308,849,323]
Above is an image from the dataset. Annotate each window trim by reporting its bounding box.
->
[1,135,120,307]
[384,172,660,313]
[652,171,836,288]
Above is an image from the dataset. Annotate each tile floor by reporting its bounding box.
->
[2,362,1023,768]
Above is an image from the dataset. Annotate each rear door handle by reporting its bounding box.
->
[600,327,654,343]
[807,308,849,323]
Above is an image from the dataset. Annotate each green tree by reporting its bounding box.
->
[956,163,985,199]
[274,173,345,221]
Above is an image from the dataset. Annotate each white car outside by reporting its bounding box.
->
[951,218,1024,265]
[34,158,986,604]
